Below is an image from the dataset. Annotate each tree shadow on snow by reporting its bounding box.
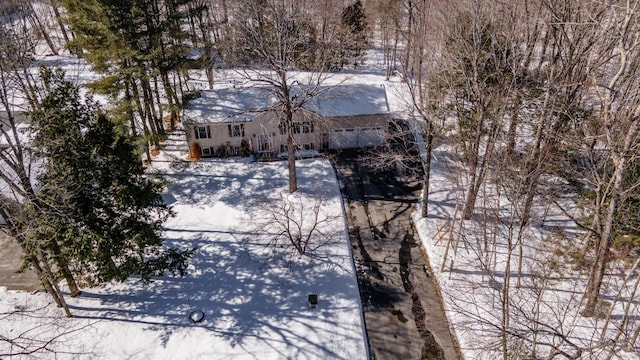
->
[67,158,361,359]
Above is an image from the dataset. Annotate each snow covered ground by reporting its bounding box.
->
[412,144,640,359]
[2,20,638,356]
[0,132,367,359]
[0,37,405,359]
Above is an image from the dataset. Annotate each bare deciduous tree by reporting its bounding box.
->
[579,0,640,317]
[220,0,338,193]
[252,192,341,259]
[0,305,96,357]
[0,15,74,315]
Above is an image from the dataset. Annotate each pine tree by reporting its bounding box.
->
[338,0,369,68]
[61,0,200,161]
[31,67,193,289]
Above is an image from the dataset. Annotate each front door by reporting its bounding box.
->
[321,133,330,150]
[257,134,273,152]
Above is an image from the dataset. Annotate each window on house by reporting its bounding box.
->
[303,143,314,150]
[227,124,245,137]
[302,122,314,133]
[291,121,313,134]
[195,126,211,139]
[279,121,286,135]
[280,144,287,153]
[201,147,212,156]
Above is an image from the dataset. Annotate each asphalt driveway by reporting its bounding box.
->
[332,150,460,360]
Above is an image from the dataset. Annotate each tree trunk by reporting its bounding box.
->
[161,71,179,111]
[130,79,153,164]
[501,214,515,360]
[205,62,215,89]
[48,239,81,297]
[124,83,138,137]
[582,140,636,316]
[287,130,297,193]
[141,77,164,143]
[152,76,164,130]
[403,0,413,80]
[505,109,519,155]
[421,121,433,218]
[37,248,72,317]
[51,1,71,46]
[279,71,297,193]
[463,117,498,220]
[27,4,57,55]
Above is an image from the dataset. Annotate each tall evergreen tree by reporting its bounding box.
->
[338,0,369,68]
[30,67,192,290]
[61,0,199,161]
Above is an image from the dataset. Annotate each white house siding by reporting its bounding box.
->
[182,113,389,156]
[183,84,391,157]
[187,113,389,157]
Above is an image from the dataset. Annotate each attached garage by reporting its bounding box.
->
[331,128,357,149]
[330,126,385,149]
[358,126,385,147]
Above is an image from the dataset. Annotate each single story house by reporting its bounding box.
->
[182,83,391,158]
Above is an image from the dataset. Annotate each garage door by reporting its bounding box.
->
[358,127,385,147]
[330,127,385,149]
[330,128,358,149]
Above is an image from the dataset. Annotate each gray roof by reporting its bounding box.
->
[183,84,390,125]
[183,86,277,125]
[305,84,390,118]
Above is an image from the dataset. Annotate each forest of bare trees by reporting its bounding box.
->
[412,0,640,357]
[1,0,639,358]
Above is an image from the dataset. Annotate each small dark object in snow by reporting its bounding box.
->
[308,294,318,309]
[190,310,205,323]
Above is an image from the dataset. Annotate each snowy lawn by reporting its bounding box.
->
[413,145,640,360]
[0,142,367,359]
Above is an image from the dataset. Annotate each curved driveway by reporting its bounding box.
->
[333,150,460,360]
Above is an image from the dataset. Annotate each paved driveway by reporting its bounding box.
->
[333,150,460,360]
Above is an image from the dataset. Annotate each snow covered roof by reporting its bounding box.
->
[183,85,278,125]
[183,83,390,125]
[306,84,390,118]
